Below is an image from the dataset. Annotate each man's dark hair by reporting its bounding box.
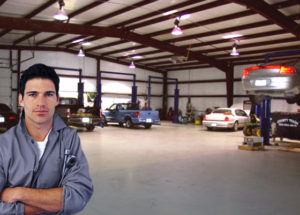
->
[19,64,60,97]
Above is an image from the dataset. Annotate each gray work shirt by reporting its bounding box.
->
[0,112,94,214]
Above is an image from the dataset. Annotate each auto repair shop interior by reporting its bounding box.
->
[0,0,300,215]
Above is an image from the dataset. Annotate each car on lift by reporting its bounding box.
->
[102,103,160,129]
[0,103,19,131]
[56,97,103,131]
[202,108,249,131]
[242,58,300,105]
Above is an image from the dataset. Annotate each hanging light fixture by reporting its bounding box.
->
[230,42,239,56]
[77,46,85,57]
[129,61,136,69]
[53,0,68,21]
[171,17,183,36]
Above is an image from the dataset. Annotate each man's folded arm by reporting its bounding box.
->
[1,187,63,213]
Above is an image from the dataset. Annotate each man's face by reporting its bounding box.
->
[19,78,59,127]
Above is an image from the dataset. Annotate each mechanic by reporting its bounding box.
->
[0,64,93,214]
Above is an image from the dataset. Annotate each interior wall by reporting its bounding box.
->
[100,60,163,111]
[168,67,227,116]
[0,50,163,112]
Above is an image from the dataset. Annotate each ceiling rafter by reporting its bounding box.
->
[230,0,300,38]
[134,29,288,62]
[13,0,110,45]
[0,0,6,7]
[45,0,159,47]
[101,13,299,57]
[145,44,300,68]
[122,37,299,61]
[0,44,164,73]
[54,0,203,48]
[0,15,230,72]
[78,0,296,54]
[0,0,58,38]
[95,0,230,56]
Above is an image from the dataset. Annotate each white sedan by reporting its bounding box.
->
[203,108,249,131]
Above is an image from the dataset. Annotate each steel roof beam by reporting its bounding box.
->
[230,0,300,38]
[0,15,230,72]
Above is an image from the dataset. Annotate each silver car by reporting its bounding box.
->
[242,58,300,105]
[203,108,249,131]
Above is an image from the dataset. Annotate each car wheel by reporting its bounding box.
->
[102,116,108,126]
[86,125,95,132]
[250,95,264,105]
[207,127,212,131]
[243,126,252,136]
[144,123,152,129]
[125,118,133,128]
[286,97,296,104]
[232,122,238,131]
[119,122,123,127]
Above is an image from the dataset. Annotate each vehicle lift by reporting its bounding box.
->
[53,66,84,106]
[147,76,179,123]
[242,50,300,148]
[96,70,138,110]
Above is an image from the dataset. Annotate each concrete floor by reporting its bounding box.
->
[77,122,300,215]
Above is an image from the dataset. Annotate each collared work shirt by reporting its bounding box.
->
[0,113,94,214]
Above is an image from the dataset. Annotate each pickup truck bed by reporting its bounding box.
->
[56,97,103,131]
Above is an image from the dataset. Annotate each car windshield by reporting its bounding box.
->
[213,109,232,114]
[0,104,11,111]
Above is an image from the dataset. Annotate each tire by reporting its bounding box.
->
[144,123,152,129]
[232,122,238,131]
[207,127,212,131]
[243,126,252,136]
[286,98,295,104]
[86,124,95,132]
[252,127,260,136]
[125,118,133,128]
[119,122,123,127]
[103,116,108,126]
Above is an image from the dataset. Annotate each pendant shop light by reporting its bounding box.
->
[129,61,136,69]
[77,46,85,57]
[53,0,68,21]
[171,17,183,36]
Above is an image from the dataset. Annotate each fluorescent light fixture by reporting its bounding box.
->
[163,10,178,16]
[171,25,183,36]
[77,47,85,57]
[129,61,136,69]
[179,14,190,20]
[230,45,239,56]
[222,34,243,39]
[132,55,143,59]
[72,38,84,43]
[82,42,92,46]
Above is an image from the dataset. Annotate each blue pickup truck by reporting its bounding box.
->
[102,103,160,129]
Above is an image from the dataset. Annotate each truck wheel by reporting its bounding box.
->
[125,119,133,128]
[86,125,95,132]
[102,116,108,126]
[144,124,152,129]
[243,126,252,136]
